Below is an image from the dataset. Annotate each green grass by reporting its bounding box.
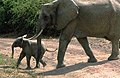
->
[0,53,16,67]
[0,53,44,78]
[0,53,3,64]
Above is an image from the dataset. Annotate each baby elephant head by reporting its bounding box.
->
[11,37,24,58]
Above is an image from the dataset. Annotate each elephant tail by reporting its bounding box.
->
[46,48,57,52]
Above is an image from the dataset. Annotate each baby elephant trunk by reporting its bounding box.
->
[11,44,15,58]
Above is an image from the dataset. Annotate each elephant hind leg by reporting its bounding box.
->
[108,38,119,60]
[26,55,32,69]
[76,37,97,63]
[33,55,40,68]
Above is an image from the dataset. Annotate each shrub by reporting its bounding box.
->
[0,1,5,33]
[0,0,60,37]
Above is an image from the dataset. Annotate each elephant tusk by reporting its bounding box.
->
[28,29,43,40]
[28,29,44,40]
[34,29,43,39]
[28,34,37,40]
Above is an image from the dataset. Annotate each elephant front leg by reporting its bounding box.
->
[56,20,76,68]
[108,39,119,60]
[17,52,25,68]
[35,37,42,68]
[57,40,70,68]
[77,37,97,63]
[56,31,73,68]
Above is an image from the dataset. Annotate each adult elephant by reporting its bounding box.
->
[31,0,120,68]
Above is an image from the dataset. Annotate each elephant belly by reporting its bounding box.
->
[77,19,109,37]
[77,17,110,37]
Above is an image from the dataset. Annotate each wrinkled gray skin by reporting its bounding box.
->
[32,0,120,68]
[11,37,55,69]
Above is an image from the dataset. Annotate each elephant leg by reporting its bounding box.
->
[35,37,41,68]
[26,55,31,69]
[56,32,73,68]
[108,38,119,60]
[57,39,70,68]
[56,20,76,68]
[33,55,40,68]
[77,37,97,63]
[39,52,46,67]
[34,57,46,68]
[17,51,25,68]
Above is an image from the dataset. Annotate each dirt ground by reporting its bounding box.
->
[0,37,120,78]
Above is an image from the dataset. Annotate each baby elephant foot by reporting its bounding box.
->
[35,66,39,68]
[26,67,32,70]
[108,55,119,61]
[56,64,66,69]
[34,63,40,68]
[88,57,97,63]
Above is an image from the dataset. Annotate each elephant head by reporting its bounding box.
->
[31,0,79,39]
[11,37,24,58]
[29,0,79,67]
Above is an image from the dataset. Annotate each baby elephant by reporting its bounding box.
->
[12,37,56,69]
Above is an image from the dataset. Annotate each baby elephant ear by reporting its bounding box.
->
[56,0,79,30]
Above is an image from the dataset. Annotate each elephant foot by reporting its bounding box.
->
[88,58,97,63]
[35,63,40,68]
[35,65,40,68]
[108,55,119,61]
[56,64,66,69]
[26,67,32,70]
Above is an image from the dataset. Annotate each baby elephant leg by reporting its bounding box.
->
[33,55,40,68]
[34,55,46,68]
[26,55,32,69]
[39,51,46,67]
[17,51,25,68]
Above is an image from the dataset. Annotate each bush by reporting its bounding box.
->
[0,1,5,33]
[0,0,59,37]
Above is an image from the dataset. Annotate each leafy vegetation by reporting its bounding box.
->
[0,53,44,78]
[0,0,59,37]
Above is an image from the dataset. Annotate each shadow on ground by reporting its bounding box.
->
[36,60,108,76]
[0,65,15,69]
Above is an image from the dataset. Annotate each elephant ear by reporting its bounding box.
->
[19,37,24,46]
[56,0,79,30]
